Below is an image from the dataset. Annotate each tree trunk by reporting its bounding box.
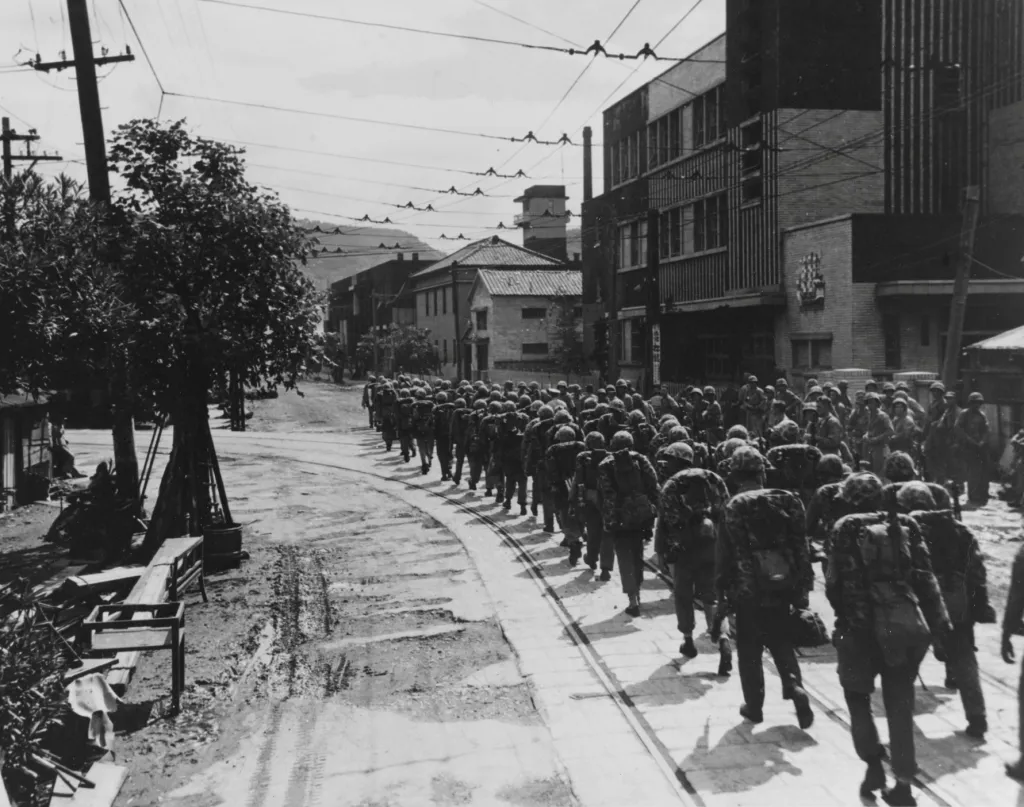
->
[141,354,221,557]
[109,366,140,518]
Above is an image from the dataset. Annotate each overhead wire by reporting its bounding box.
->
[117,0,166,95]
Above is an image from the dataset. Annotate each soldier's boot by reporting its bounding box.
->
[599,569,611,582]
[584,553,597,571]
[881,782,916,807]
[680,635,697,659]
[860,755,887,799]
[625,593,640,618]
[717,638,733,676]
[791,686,814,729]
[966,716,987,739]
[568,542,582,566]
[519,504,527,516]
[739,704,763,724]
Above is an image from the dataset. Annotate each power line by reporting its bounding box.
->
[471,0,580,48]
[117,0,165,94]
[198,0,725,63]
[164,91,551,143]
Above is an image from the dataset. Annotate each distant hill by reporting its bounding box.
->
[296,218,447,291]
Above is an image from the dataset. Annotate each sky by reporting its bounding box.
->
[0,0,725,254]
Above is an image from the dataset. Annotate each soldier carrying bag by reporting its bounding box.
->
[610,450,656,531]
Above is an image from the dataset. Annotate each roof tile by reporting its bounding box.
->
[477,269,581,297]
[411,235,562,278]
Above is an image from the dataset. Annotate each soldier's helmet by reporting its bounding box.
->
[891,398,908,413]
[367,375,377,382]
[628,410,646,426]
[609,431,634,451]
[726,424,749,440]
[690,388,704,399]
[538,405,554,421]
[518,394,532,407]
[771,399,787,410]
[488,390,502,402]
[719,437,748,460]
[582,396,598,411]
[802,403,817,415]
[473,399,487,410]
[764,385,775,396]
[503,401,516,412]
[929,381,946,394]
[454,397,467,408]
[557,380,568,390]
[703,385,717,398]
[729,445,765,475]
[659,412,679,425]
[893,390,909,401]
[895,381,910,392]
[896,480,936,512]
[817,454,847,482]
[556,426,577,443]
[399,388,410,399]
[609,399,626,413]
[568,384,581,393]
[529,400,543,415]
[435,392,448,403]
[749,375,759,384]
[882,382,896,393]
[865,392,881,405]
[615,378,628,388]
[666,426,689,444]
[779,421,803,444]
[659,418,680,435]
[840,472,884,507]
[968,391,985,404]
[414,388,427,399]
[663,442,694,464]
[550,399,567,413]
[553,409,572,425]
[806,386,823,399]
[585,431,606,450]
[776,378,788,388]
[529,381,540,391]
[487,401,502,414]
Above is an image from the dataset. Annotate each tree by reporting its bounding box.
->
[0,173,125,397]
[356,324,439,376]
[107,119,323,551]
[551,298,587,379]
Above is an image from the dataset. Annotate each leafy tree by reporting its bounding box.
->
[551,298,587,378]
[0,173,125,397]
[356,324,439,376]
[107,119,323,549]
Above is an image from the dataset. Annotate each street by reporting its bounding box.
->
[62,381,1024,807]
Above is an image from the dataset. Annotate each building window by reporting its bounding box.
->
[422,293,428,317]
[659,211,670,258]
[619,220,648,268]
[669,111,680,160]
[920,314,930,346]
[522,343,549,355]
[629,319,644,365]
[740,119,764,204]
[791,338,833,370]
[693,194,727,252]
[692,86,724,150]
[522,307,547,319]
[883,314,901,368]
[648,124,658,171]
[432,290,439,316]
[704,337,729,378]
[670,207,683,256]
[629,220,640,266]
[572,306,583,318]
[442,287,447,315]
[443,339,448,363]
[476,309,487,330]
[611,142,620,186]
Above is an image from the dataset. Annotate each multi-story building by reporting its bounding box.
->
[582,0,1024,389]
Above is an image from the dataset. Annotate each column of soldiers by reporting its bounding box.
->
[362,371,1019,806]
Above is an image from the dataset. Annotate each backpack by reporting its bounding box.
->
[734,489,802,601]
[856,513,932,667]
[610,450,656,530]
[582,450,606,506]
[911,510,971,624]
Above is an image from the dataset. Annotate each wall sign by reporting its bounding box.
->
[651,323,662,385]
[797,252,826,307]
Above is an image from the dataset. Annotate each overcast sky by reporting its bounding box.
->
[1,0,724,252]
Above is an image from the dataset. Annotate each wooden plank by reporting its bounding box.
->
[58,763,126,807]
[92,628,173,652]
[62,657,117,684]
[148,536,203,568]
[63,568,144,595]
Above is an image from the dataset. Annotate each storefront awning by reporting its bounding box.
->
[665,290,786,314]
[876,279,1024,297]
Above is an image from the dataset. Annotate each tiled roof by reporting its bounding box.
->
[411,235,563,278]
[477,269,581,297]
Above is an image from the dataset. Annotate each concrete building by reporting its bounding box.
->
[466,269,582,380]
[409,236,566,378]
[581,0,1024,391]
[328,252,431,358]
[514,185,569,263]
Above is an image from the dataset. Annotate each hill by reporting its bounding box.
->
[296,218,447,290]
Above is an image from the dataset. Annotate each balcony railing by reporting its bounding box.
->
[659,251,728,305]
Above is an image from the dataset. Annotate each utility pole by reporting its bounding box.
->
[62,0,141,514]
[1,118,63,238]
[450,264,461,379]
[941,186,980,388]
[370,284,380,372]
[645,208,661,396]
[606,218,620,385]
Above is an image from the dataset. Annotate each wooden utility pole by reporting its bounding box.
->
[370,284,380,372]
[450,264,461,378]
[1,118,63,238]
[645,208,661,396]
[941,185,981,388]
[63,0,141,513]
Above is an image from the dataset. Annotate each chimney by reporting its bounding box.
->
[396,252,404,261]
[583,126,593,202]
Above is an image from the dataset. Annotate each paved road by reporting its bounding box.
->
[69,385,1024,806]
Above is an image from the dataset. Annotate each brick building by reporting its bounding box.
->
[466,269,582,379]
[409,236,566,378]
[581,0,1024,389]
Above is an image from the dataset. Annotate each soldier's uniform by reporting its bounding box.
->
[826,473,951,804]
[376,385,398,451]
[411,391,435,474]
[598,433,660,615]
[481,402,505,499]
[396,392,417,462]
[957,393,991,505]
[740,378,767,438]
[465,401,488,489]
[715,447,814,728]
[499,408,529,513]
[524,407,558,530]
[362,377,378,428]
[449,399,472,484]
[547,427,586,563]
[432,394,455,480]
[862,396,894,478]
[657,466,733,672]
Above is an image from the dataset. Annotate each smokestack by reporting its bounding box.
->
[583,126,593,202]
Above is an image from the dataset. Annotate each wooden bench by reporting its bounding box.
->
[83,603,186,712]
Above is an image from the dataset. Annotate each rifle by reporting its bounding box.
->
[950,480,963,521]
